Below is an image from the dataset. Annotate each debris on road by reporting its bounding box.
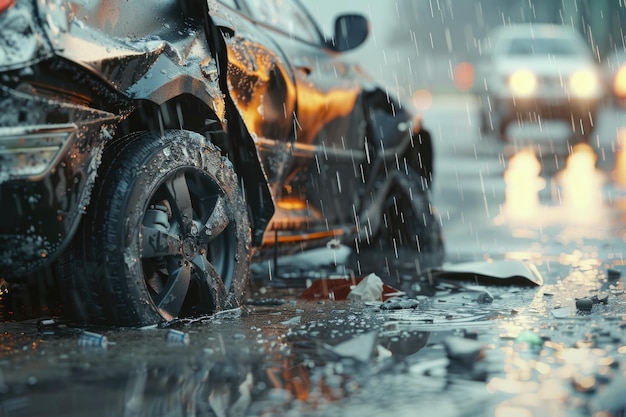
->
[36,318,68,334]
[325,331,379,362]
[575,297,594,312]
[465,286,495,304]
[380,297,420,310]
[78,331,108,349]
[575,294,609,312]
[607,268,621,280]
[165,329,190,345]
[347,273,384,301]
[551,307,570,319]
[426,259,544,286]
[298,275,402,301]
[431,284,495,306]
[280,316,301,326]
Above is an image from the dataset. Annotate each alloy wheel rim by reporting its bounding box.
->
[140,168,236,320]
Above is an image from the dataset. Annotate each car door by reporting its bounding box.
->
[210,2,297,193]
[236,0,367,235]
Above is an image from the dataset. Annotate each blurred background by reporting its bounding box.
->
[308,0,626,261]
[309,0,626,97]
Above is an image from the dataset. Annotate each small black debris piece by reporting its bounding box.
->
[36,318,69,334]
[380,297,419,310]
[607,268,621,280]
[37,318,59,332]
[576,298,594,312]
[593,295,609,304]
[575,295,609,312]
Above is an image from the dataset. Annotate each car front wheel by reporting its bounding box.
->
[60,130,251,326]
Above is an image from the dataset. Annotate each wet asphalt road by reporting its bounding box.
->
[2,96,626,417]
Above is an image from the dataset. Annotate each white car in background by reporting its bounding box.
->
[475,24,605,141]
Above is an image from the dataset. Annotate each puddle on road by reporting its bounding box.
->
[1,252,626,416]
[0,278,505,417]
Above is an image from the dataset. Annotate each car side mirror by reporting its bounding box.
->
[331,14,369,52]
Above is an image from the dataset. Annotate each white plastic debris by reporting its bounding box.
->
[280,316,301,326]
[347,273,383,302]
[327,331,378,362]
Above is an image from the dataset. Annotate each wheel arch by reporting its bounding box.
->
[114,91,273,248]
[66,4,274,248]
[120,94,221,136]
[362,88,434,184]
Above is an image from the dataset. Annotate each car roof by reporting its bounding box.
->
[491,24,582,42]
[489,24,589,56]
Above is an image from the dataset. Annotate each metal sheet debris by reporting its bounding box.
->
[426,259,544,286]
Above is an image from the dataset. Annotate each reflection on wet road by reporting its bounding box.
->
[428,96,626,261]
[2,97,626,417]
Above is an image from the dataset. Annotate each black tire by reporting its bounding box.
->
[352,168,444,283]
[59,130,251,326]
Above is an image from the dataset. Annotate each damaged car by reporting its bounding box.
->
[0,0,443,326]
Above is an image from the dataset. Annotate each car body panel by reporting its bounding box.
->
[217,8,296,144]
[57,1,225,114]
[252,18,366,234]
[212,3,298,194]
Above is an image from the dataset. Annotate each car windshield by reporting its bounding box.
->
[504,37,580,56]
[240,0,322,44]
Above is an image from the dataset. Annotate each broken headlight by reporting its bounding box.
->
[0,124,75,181]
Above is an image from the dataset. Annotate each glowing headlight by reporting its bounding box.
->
[569,69,599,97]
[508,70,537,97]
[614,66,626,98]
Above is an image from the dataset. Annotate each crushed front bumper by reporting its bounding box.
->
[0,84,120,279]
